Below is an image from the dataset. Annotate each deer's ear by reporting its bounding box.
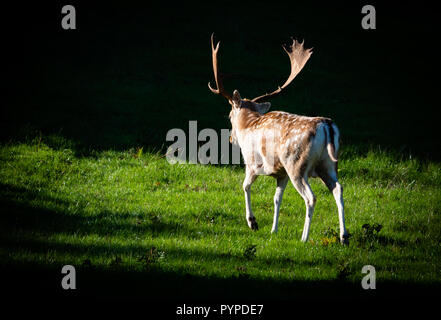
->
[232,90,241,107]
[256,102,271,114]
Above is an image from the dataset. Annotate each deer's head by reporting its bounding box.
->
[208,33,313,136]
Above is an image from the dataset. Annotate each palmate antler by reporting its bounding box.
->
[251,38,313,102]
[208,33,232,102]
[208,34,312,103]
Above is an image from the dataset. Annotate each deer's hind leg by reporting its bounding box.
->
[271,175,289,234]
[285,162,316,242]
[316,161,348,244]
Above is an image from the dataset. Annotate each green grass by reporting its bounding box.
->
[1,140,440,299]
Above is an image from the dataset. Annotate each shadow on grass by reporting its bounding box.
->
[0,190,339,273]
[0,182,236,237]
[1,182,441,306]
[0,193,250,242]
[1,260,440,306]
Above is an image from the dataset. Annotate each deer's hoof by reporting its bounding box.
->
[341,234,350,246]
[248,217,258,231]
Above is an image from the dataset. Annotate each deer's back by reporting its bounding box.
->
[237,111,333,177]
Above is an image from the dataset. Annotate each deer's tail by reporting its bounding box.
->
[324,121,338,162]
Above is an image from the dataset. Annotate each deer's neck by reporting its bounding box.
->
[230,108,261,145]
[233,108,261,131]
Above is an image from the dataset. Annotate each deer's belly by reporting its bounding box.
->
[242,150,285,177]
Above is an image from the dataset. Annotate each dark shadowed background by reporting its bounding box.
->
[2,1,440,159]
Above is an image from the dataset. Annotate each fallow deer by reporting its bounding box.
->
[208,34,348,244]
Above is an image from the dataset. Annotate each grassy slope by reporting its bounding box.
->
[1,142,440,299]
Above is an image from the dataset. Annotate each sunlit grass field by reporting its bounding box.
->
[1,140,440,299]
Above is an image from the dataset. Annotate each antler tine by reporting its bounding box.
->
[252,38,313,102]
[208,33,232,102]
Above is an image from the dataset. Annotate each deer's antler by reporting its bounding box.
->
[208,33,232,102]
[251,38,312,102]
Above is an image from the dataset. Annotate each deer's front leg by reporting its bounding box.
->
[272,176,289,234]
[243,166,258,230]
